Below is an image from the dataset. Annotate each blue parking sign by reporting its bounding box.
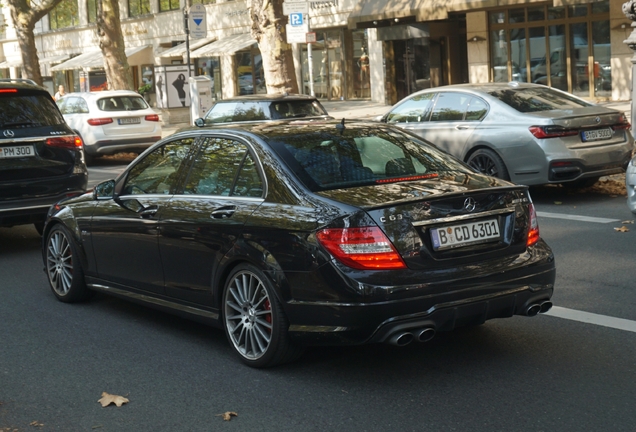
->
[290,13,303,26]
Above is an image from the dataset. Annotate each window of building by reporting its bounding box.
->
[300,30,344,100]
[159,0,180,12]
[488,1,610,98]
[235,46,266,95]
[49,0,79,30]
[129,0,151,17]
[87,0,97,24]
[192,0,216,4]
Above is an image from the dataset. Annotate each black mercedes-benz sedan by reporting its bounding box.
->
[42,120,555,368]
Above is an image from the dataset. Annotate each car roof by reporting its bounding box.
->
[0,78,48,92]
[409,82,552,97]
[216,93,320,103]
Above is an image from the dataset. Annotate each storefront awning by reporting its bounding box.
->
[191,33,257,58]
[40,54,73,65]
[51,45,151,71]
[0,59,22,68]
[159,37,216,58]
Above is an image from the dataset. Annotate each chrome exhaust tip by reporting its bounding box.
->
[416,328,436,343]
[525,304,541,317]
[388,332,414,346]
[539,301,553,313]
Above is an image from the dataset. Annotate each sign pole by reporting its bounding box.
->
[184,5,191,78]
[307,16,314,97]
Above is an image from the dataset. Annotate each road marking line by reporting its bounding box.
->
[537,211,620,224]
[545,306,636,333]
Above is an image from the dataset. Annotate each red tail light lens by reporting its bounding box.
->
[316,227,407,270]
[529,126,578,139]
[0,88,18,93]
[527,203,540,247]
[145,114,160,122]
[87,118,113,126]
[612,114,631,130]
[46,135,83,149]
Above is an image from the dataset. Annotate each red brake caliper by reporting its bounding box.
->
[264,298,272,330]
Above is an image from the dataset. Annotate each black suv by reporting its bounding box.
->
[194,94,332,126]
[0,79,87,234]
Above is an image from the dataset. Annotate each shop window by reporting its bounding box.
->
[192,0,216,4]
[568,5,587,18]
[49,0,79,30]
[159,0,180,12]
[352,29,370,99]
[129,0,151,17]
[592,20,611,97]
[547,7,565,20]
[509,9,525,24]
[527,7,544,22]
[491,30,508,82]
[235,47,265,96]
[195,57,222,99]
[87,0,97,24]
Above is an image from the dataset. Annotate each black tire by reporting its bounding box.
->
[45,224,92,303]
[222,264,303,368]
[467,148,510,181]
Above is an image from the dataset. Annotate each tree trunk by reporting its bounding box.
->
[97,0,133,90]
[247,0,298,94]
[6,0,64,86]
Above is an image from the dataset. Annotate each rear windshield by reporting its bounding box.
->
[0,92,65,128]
[267,126,472,191]
[97,96,149,111]
[488,87,591,113]
[203,100,327,123]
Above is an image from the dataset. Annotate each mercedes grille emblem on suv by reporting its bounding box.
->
[3,130,15,138]
[464,197,477,212]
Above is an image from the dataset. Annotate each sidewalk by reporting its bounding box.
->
[160,98,631,138]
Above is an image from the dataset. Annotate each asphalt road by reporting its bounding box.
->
[1,165,635,431]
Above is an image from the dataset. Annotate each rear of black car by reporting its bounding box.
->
[0,80,87,232]
[263,123,555,346]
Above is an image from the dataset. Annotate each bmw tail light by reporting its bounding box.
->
[612,114,631,130]
[316,227,407,270]
[46,135,83,149]
[87,118,113,126]
[527,203,540,247]
[145,114,160,122]
[529,126,578,139]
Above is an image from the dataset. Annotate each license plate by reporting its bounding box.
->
[118,117,141,125]
[430,219,500,251]
[0,145,35,159]
[581,128,612,142]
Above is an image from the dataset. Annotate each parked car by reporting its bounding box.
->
[56,90,162,163]
[626,152,636,214]
[378,82,634,187]
[41,120,555,368]
[0,78,87,235]
[195,94,331,126]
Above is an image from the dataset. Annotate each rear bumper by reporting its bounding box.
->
[86,136,161,155]
[283,247,556,346]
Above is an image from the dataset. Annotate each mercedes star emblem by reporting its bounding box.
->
[3,130,15,138]
[464,197,476,212]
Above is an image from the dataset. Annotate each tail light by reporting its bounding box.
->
[316,226,406,270]
[0,88,17,93]
[46,135,83,149]
[145,114,160,122]
[87,118,113,126]
[527,203,540,247]
[612,114,631,130]
[529,126,578,139]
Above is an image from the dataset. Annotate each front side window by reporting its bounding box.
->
[123,139,194,195]
[159,0,181,12]
[129,0,151,17]
[183,137,262,197]
[386,93,435,124]
[49,0,79,30]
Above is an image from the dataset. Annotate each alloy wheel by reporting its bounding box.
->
[46,230,73,296]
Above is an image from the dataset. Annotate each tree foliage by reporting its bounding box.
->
[6,0,65,85]
[247,0,298,94]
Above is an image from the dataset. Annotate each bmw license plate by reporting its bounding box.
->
[118,117,141,125]
[0,145,35,159]
[581,128,612,142]
[430,219,500,251]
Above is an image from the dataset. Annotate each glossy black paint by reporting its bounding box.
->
[42,121,556,346]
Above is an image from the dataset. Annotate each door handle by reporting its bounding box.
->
[455,125,470,130]
[211,206,236,219]
[139,205,159,218]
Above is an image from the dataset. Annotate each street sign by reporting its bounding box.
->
[189,4,207,39]
[286,23,309,44]
[289,13,303,26]
[283,1,308,15]
[306,32,316,43]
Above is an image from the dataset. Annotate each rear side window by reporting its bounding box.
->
[0,92,65,128]
[58,96,89,114]
[488,87,591,112]
[97,96,148,111]
[465,97,489,121]
[271,101,327,119]
[430,92,470,121]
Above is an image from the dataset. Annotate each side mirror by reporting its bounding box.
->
[93,179,116,200]
[194,118,205,127]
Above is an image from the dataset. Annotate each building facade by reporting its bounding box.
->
[0,0,629,112]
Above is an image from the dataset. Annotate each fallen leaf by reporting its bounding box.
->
[554,201,562,205]
[622,220,635,224]
[216,411,238,421]
[29,421,44,427]
[614,226,630,232]
[98,392,129,407]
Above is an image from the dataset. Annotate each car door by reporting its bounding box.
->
[406,92,481,159]
[88,137,195,294]
[158,135,265,306]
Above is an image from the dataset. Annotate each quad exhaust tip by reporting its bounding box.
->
[524,300,553,317]
[388,327,436,346]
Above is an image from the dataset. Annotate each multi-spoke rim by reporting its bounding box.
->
[46,230,73,296]
[224,271,273,360]
[469,154,499,177]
